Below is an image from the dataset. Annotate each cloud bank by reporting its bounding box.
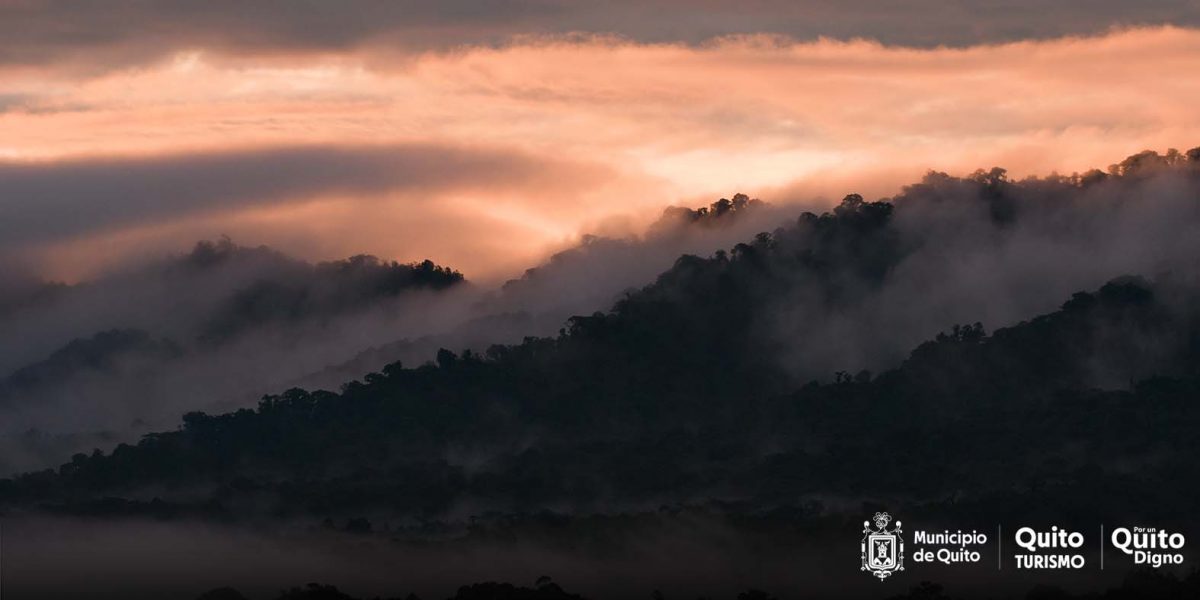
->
[3,0,1200,71]
[3,26,1200,281]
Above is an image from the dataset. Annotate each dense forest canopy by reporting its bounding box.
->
[3,148,1199,530]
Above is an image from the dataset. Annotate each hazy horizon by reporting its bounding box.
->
[4,3,1200,283]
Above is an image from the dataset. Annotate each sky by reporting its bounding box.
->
[4,1,1200,282]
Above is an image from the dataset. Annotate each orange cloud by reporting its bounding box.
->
[3,26,1199,281]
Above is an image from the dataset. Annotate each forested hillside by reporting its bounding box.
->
[5,150,1200,528]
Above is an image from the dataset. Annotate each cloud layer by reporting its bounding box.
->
[0,144,598,245]
[3,23,1200,281]
[4,0,1200,70]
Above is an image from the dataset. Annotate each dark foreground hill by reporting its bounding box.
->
[3,275,1196,521]
[189,573,1200,600]
[3,187,1198,526]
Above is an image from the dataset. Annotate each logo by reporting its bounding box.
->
[1013,526,1086,569]
[912,529,987,565]
[862,512,905,580]
[1111,526,1185,567]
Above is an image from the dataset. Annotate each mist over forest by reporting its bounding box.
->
[1,149,1199,599]
[8,0,1200,596]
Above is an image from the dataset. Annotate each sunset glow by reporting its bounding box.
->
[5,24,1200,280]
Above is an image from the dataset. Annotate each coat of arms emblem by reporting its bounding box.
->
[861,511,904,580]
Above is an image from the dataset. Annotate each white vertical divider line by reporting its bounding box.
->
[997,524,1002,570]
